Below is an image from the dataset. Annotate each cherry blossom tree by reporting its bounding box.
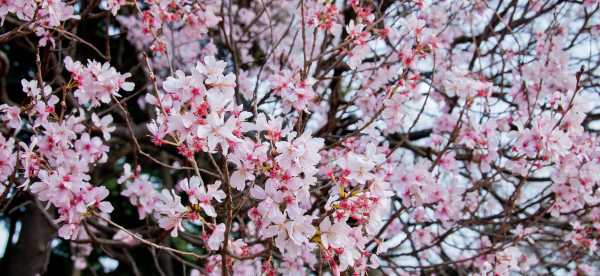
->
[1,0,600,275]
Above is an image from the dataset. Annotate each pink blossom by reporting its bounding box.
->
[64,56,134,107]
[0,134,16,182]
[156,189,187,237]
[207,223,226,250]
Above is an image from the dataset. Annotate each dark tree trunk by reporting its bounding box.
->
[1,200,56,276]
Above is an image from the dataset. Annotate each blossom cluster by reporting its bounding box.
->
[1,0,79,46]
[0,58,134,241]
[64,57,135,107]
[1,0,600,275]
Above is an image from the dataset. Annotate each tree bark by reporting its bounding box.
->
[1,200,56,276]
